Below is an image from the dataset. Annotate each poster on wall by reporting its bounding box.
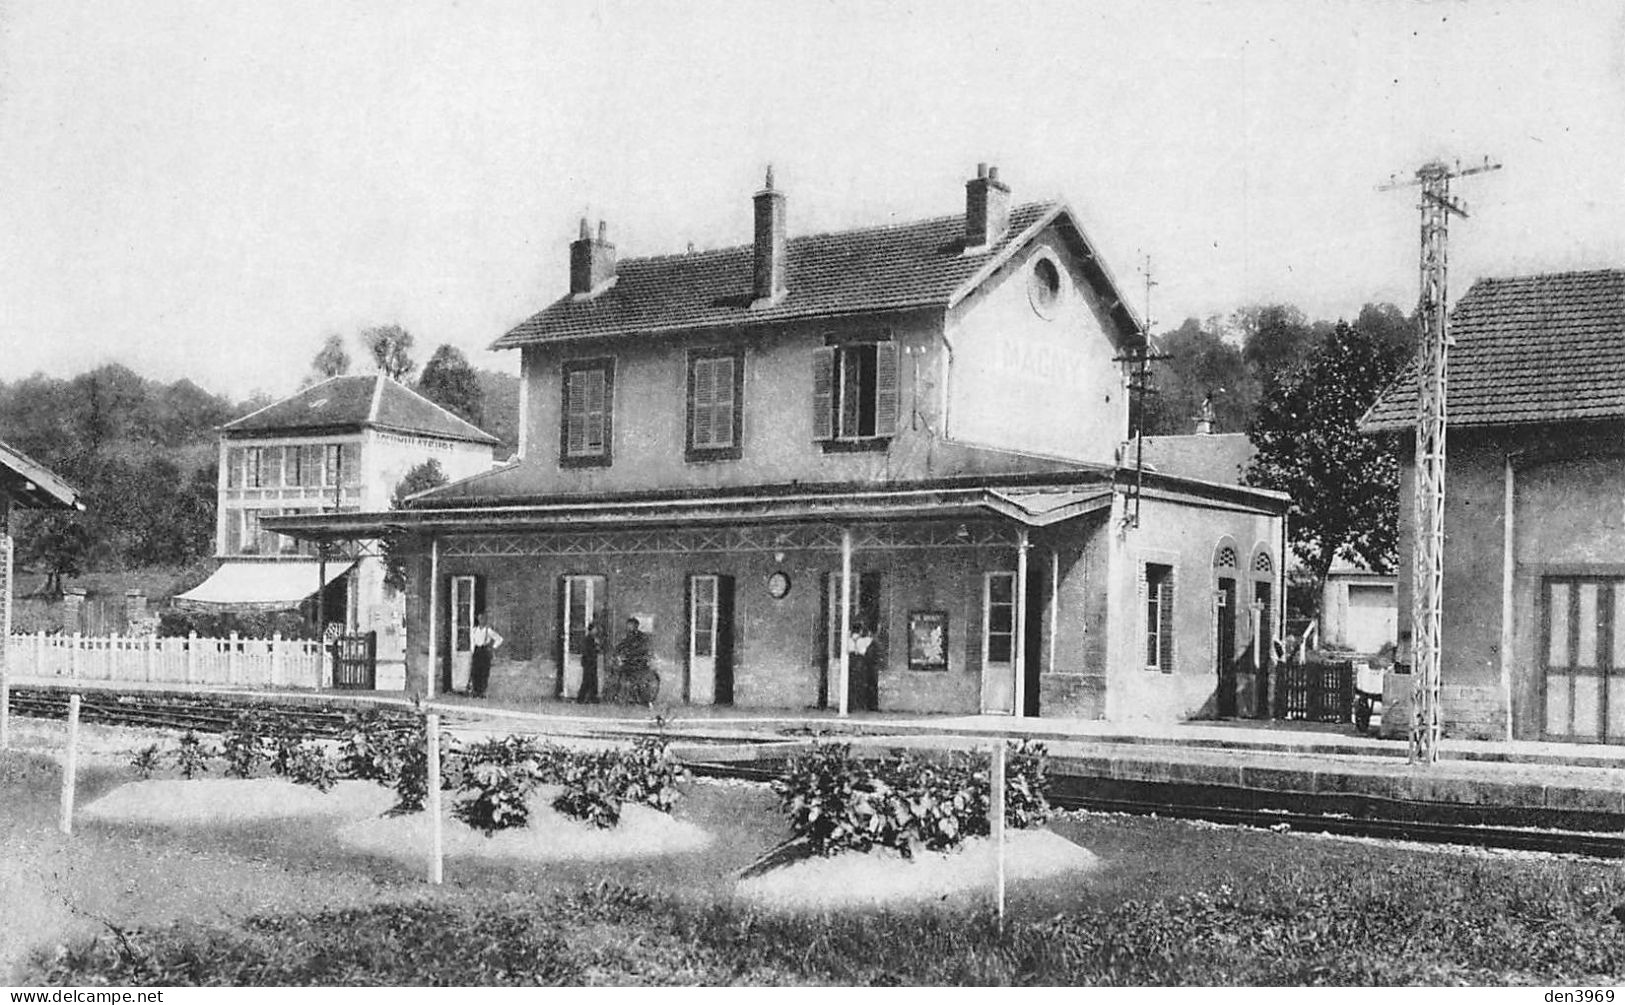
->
[907,610,949,671]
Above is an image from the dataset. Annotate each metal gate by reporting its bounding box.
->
[1274,660,1355,723]
[332,631,377,690]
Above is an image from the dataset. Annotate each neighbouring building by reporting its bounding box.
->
[177,374,499,688]
[1362,268,1625,743]
[271,165,1286,721]
[1319,558,1397,655]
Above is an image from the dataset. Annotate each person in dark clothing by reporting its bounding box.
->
[613,616,658,706]
[469,612,503,699]
[577,619,602,703]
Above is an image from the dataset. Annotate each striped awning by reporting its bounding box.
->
[173,561,354,612]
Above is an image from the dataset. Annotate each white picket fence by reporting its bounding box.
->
[4,632,330,689]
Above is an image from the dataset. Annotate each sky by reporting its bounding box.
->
[2,0,1623,402]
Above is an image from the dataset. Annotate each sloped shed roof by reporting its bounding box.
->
[1362,269,1625,432]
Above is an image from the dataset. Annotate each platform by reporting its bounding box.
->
[11,677,1625,831]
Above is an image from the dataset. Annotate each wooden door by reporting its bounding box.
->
[821,571,881,711]
[1542,577,1624,742]
[688,574,720,704]
[561,575,606,700]
[981,571,1017,714]
[448,575,477,693]
[1216,577,1237,717]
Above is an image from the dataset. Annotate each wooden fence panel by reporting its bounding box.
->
[5,632,324,690]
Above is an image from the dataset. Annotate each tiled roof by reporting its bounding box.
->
[493,202,1141,346]
[222,374,499,444]
[1133,432,1255,485]
[1362,269,1625,432]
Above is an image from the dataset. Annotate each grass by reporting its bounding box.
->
[6,727,1625,986]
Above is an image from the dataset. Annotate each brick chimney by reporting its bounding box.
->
[569,218,616,296]
[752,165,787,306]
[964,162,1011,251]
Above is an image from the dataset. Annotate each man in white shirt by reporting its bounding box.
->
[470,611,504,698]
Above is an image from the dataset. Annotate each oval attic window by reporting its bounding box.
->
[1028,257,1061,316]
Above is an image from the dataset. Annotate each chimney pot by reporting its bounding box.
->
[753,166,787,304]
[965,163,1012,251]
[569,216,616,295]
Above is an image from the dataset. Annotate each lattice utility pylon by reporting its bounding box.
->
[1381,157,1500,764]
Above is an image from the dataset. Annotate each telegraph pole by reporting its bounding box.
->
[1114,255,1168,528]
[1381,157,1500,764]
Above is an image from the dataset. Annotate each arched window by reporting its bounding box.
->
[1215,545,1238,569]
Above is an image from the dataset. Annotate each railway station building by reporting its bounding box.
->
[273,166,1286,721]
[1363,268,1625,744]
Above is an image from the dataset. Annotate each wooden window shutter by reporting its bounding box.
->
[873,341,900,437]
[226,448,243,488]
[585,369,607,451]
[811,346,835,440]
[691,357,715,448]
[713,356,735,447]
[566,370,589,456]
[1158,575,1175,672]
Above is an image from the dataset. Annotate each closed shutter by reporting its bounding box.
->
[691,357,715,448]
[584,369,607,451]
[811,347,835,440]
[566,370,589,456]
[226,448,243,488]
[873,341,900,437]
[712,356,735,447]
[1158,576,1175,672]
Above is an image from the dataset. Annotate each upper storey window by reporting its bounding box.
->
[561,357,614,467]
[812,340,899,443]
[687,349,744,461]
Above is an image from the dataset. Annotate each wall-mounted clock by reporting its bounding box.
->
[767,571,791,599]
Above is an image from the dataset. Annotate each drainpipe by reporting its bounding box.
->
[1500,452,1517,742]
[426,536,440,701]
[839,527,853,717]
[1014,527,1030,717]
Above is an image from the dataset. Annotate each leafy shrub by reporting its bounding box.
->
[771,740,1051,858]
[283,741,339,793]
[606,733,686,814]
[129,744,163,780]
[550,752,623,829]
[336,709,415,783]
[452,737,545,835]
[174,732,211,779]
[221,712,270,778]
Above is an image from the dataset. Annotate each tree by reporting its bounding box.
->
[16,512,90,595]
[1234,303,1324,381]
[1141,316,1260,435]
[310,333,352,382]
[1245,318,1413,614]
[416,344,486,427]
[360,324,417,382]
[381,459,449,592]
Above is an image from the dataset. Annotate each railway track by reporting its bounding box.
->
[11,686,1623,859]
[6,687,411,738]
[683,760,1625,860]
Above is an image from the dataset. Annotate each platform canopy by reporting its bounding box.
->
[0,438,81,512]
[173,560,354,612]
